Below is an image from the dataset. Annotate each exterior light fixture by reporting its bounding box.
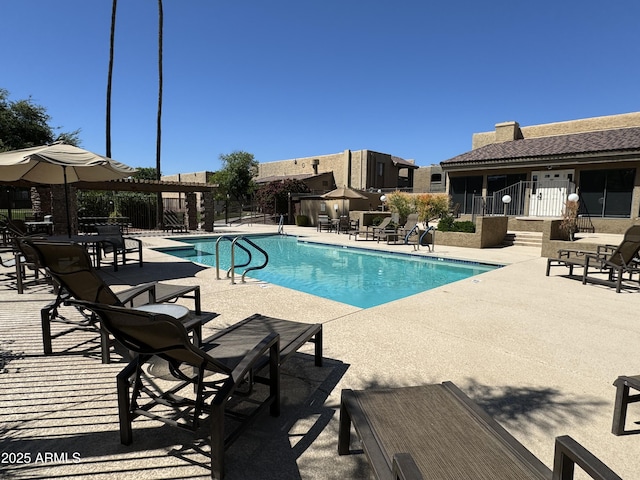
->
[502,195,511,216]
[568,193,579,202]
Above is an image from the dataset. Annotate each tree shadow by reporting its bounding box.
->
[359,376,608,435]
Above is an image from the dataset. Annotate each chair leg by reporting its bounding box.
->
[40,303,55,355]
[210,402,225,479]
[314,330,323,367]
[612,376,640,435]
[117,363,137,445]
[338,391,353,455]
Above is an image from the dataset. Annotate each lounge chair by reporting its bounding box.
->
[339,382,621,480]
[163,210,188,233]
[582,226,640,292]
[612,374,640,435]
[546,225,640,292]
[68,300,280,480]
[94,224,143,270]
[25,239,214,363]
[395,213,420,245]
[317,214,333,232]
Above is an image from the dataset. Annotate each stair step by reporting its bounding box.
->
[502,231,542,247]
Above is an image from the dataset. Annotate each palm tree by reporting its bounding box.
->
[155,0,164,228]
[106,0,118,158]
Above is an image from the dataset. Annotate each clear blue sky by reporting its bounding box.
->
[2,1,639,175]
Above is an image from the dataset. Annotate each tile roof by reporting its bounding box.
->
[442,126,640,166]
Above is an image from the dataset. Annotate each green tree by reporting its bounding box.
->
[215,151,259,202]
[254,178,310,215]
[133,167,158,180]
[0,88,80,151]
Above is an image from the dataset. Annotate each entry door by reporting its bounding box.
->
[529,170,574,216]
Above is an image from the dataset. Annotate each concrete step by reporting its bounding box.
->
[502,231,542,247]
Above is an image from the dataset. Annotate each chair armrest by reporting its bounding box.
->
[228,332,280,383]
[116,282,158,305]
[552,435,621,480]
[557,249,589,259]
[123,236,142,246]
[182,311,218,330]
[392,453,424,480]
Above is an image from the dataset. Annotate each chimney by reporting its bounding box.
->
[494,121,521,142]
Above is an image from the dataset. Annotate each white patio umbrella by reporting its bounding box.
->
[321,186,367,216]
[0,143,137,236]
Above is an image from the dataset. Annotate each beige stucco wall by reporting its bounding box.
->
[473,112,640,149]
[257,149,412,191]
[258,151,351,188]
[430,216,508,249]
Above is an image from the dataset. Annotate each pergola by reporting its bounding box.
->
[2,177,218,233]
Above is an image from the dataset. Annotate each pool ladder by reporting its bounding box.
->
[404,224,435,251]
[215,235,269,284]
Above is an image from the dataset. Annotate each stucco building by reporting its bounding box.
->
[440,112,640,233]
[257,149,418,192]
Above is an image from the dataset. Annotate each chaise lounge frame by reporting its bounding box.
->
[339,382,621,480]
[612,374,640,435]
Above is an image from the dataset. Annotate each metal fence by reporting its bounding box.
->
[472,180,576,219]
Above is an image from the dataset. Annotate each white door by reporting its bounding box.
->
[529,170,574,216]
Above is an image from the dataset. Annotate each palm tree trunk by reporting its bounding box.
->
[155,0,164,228]
[106,0,118,158]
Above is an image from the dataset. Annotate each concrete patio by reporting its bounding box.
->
[1,224,639,479]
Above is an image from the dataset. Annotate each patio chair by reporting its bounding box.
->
[68,299,280,480]
[339,382,621,480]
[163,210,188,233]
[612,374,640,435]
[397,213,420,244]
[317,214,333,232]
[12,236,53,293]
[546,225,640,292]
[25,239,214,363]
[336,216,357,234]
[94,224,143,270]
[582,226,640,292]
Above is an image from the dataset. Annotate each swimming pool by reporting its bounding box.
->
[156,235,501,309]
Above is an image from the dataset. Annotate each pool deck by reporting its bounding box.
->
[2,225,639,479]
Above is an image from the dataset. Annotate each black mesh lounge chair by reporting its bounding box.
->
[339,382,621,480]
[163,210,188,233]
[546,225,640,292]
[582,226,640,292]
[26,239,214,362]
[68,300,280,480]
[94,224,143,270]
[612,374,640,435]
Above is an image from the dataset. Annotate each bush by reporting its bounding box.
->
[295,215,309,227]
[437,215,475,233]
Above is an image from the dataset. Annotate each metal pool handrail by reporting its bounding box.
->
[215,235,269,284]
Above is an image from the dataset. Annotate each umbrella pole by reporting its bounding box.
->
[63,166,72,238]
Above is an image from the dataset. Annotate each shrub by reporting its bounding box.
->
[415,193,450,224]
[295,214,309,227]
[437,215,476,233]
[385,191,414,225]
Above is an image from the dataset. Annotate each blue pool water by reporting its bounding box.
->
[156,235,500,309]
